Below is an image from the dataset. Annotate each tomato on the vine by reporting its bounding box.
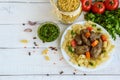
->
[92,2,105,14]
[81,0,92,12]
[104,0,119,10]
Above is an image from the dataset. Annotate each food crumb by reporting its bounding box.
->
[34,42,38,46]
[49,46,57,51]
[42,49,49,55]
[28,52,31,56]
[24,46,27,48]
[22,23,25,26]
[33,37,37,39]
[59,71,64,75]
[53,62,56,65]
[73,72,76,75]
[24,28,32,32]
[44,56,50,61]
[28,21,37,26]
[59,57,64,61]
[33,47,35,49]
[46,74,49,76]
[37,47,39,49]
[20,40,28,44]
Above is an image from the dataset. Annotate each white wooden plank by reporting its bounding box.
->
[0,3,85,24]
[0,24,120,48]
[0,24,67,48]
[0,0,49,2]
[0,76,120,80]
[0,47,119,75]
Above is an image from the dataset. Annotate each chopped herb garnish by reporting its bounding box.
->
[92,24,96,27]
[68,46,74,53]
[71,30,76,35]
[89,62,94,66]
[78,64,80,66]
[97,28,102,31]
[59,71,64,75]
[102,49,106,53]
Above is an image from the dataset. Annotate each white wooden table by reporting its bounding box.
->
[0,0,120,80]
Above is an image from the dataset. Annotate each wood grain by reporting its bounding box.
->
[0,48,119,75]
[0,0,119,78]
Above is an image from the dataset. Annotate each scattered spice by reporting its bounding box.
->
[20,40,28,44]
[53,62,56,65]
[44,56,50,61]
[33,42,38,46]
[42,49,49,55]
[59,71,64,75]
[46,74,49,76]
[24,46,27,48]
[33,47,35,49]
[74,69,77,72]
[59,57,64,61]
[22,23,25,26]
[33,37,37,39]
[49,47,57,51]
[28,21,37,26]
[24,28,32,32]
[73,72,76,75]
[28,52,31,56]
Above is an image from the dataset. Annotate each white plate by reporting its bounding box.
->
[60,21,115,72]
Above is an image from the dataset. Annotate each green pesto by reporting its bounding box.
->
[37,22,60,42]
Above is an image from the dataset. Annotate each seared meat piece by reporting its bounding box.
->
[75,45,89,55]
[74,34,82,45]
[80,29,89,34]
[90,39,103,58]
[81,33,91,46]
[80,29,91,46]
[90,32,102,42]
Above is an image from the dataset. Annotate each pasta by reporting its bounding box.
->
[62,21,114,68]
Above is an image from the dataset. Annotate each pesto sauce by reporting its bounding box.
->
[37,22,60,42]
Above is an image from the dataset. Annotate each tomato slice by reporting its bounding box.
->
[87,27,93,31]
[101,35,107,41]
[71,40,77,47]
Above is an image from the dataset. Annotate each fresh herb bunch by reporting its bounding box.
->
[84,8,120,40]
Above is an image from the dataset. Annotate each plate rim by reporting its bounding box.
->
[60,21,115,72]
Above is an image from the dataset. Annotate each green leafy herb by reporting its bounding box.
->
[92,24,97,27]
[102,49,106,53]
[85,8,120,40]
[89,62,94,66]
[68,46,74,53]
[71,30,76,35]
[97,28,102,31]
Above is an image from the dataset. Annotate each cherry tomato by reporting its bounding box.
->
[101,35,107,41]
[104,0,119,10]
[81,0,92,12]
[71,40,77,47]
[92,2,105,14]
[87,27,93,31]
